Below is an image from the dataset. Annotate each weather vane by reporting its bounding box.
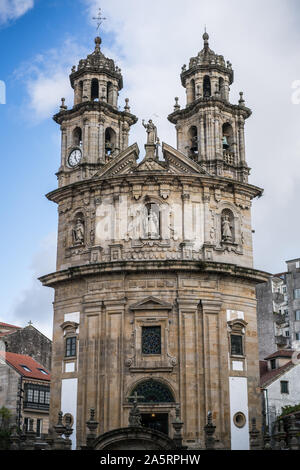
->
[92,7,107,32]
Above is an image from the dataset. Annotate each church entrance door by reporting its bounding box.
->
[141,413,168,435]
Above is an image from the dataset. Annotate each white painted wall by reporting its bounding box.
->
[61,378,78,449]
[229,376,250,450]
[266,364,300,419]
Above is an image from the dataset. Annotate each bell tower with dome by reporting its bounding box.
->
[168,32,250,184]
[40,31,269,450]
[54,36,137,189]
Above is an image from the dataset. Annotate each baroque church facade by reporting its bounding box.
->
[40,32,268,450]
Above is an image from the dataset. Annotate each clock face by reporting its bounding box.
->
[68,148,82,167]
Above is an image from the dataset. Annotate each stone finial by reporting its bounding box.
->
[94,36,102,52]
[287,415,300,450]
[124,98,130,112]
[239,91,245,106]
[172,404,184,448]
[54,411,65,438]
[174,97,180,111]
[203,30,209,51]
[86,408,99,435]
[204,411,216,449]
[249,417,261,450]
[128,400,142,427]
[60,97,67,111]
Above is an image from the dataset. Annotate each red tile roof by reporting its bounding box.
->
[264,349,294,360]
[0,322,21,330]
[260,352,300,387]
[0,352,50,381]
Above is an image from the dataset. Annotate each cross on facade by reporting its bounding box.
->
[128,391,145,404]
[92,8,107,32]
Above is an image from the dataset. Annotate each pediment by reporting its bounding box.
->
[133,158,166,172]
[162,142,212,176]
[129,296,173,311]
[93,143,139,179]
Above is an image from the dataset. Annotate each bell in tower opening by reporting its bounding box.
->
[40,28,269,451]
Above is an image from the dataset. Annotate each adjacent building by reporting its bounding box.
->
[0,321,52,370]
[260,349,300,430]
[39,31,269,450]
[0,351,51,436]
[256,258,300,360]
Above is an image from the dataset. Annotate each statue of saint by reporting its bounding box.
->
[143,204,160,239]
[221,214,232,242]
[73,218,85,244]
[142,119,157,145]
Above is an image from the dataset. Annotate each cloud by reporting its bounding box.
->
[4,233,57,340]
[14,38,89,121]
[0,0,34,24]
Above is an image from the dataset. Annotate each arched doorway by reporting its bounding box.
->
[129,379,175,436]
[92,426,178,450]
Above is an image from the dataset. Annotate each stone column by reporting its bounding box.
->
[122,121,130,151]
[238,118,246,163]
[181,193,190,241]
[83,119,89,161]
[214,113,221,158]
[61,126,67,167]
[112,85,118,108]
[98,116,105,163]
[186,81,193,105]
[82,79,91,102]
[201,299,225,444]
[176,125,184,154]
[199,117,205,161]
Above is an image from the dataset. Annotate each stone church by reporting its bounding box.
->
[39,31,268,450]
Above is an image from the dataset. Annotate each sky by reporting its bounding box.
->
[1,0,300,339]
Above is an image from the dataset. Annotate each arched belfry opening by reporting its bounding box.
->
[72,127,82,147]
[203,75,211,97]
[188,125,198,157]
[222,122,234,152]
[91,78,99,101]
[105,127,116,157]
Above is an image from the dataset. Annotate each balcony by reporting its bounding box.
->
[23,401,49,412]
[275,335,290,347]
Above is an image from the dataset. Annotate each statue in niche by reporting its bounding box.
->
[143,204,160,239]
[221,214,233,242]
[142,119,157,145]
[73,218,85,245]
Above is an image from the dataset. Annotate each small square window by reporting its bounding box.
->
[142,326,161,355]
[280,381,289,394]
[285,330,290,337]
[231,335,243,356]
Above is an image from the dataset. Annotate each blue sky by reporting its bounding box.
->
[1,0,300,338]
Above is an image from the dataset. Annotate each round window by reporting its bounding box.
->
[233,412,246,428]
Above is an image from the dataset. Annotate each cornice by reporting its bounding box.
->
[39,260,270,288]
[168,98,251,124]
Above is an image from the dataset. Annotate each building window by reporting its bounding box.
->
[66,336,77,357]
[270,359,276,370]
[130,379,175,403]
[142,326,161,355]
[231,335,243,356]
[296,332,300,341]
[20,365,31,372]
[285,330,290,337]
[295,310,300,321]
[294,289,300,299]
[24,384,50,411]
[280,381,289,394]
[36,419,42,437]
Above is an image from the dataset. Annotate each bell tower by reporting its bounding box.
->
[54,36,138,188]
[168,32,250,183]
